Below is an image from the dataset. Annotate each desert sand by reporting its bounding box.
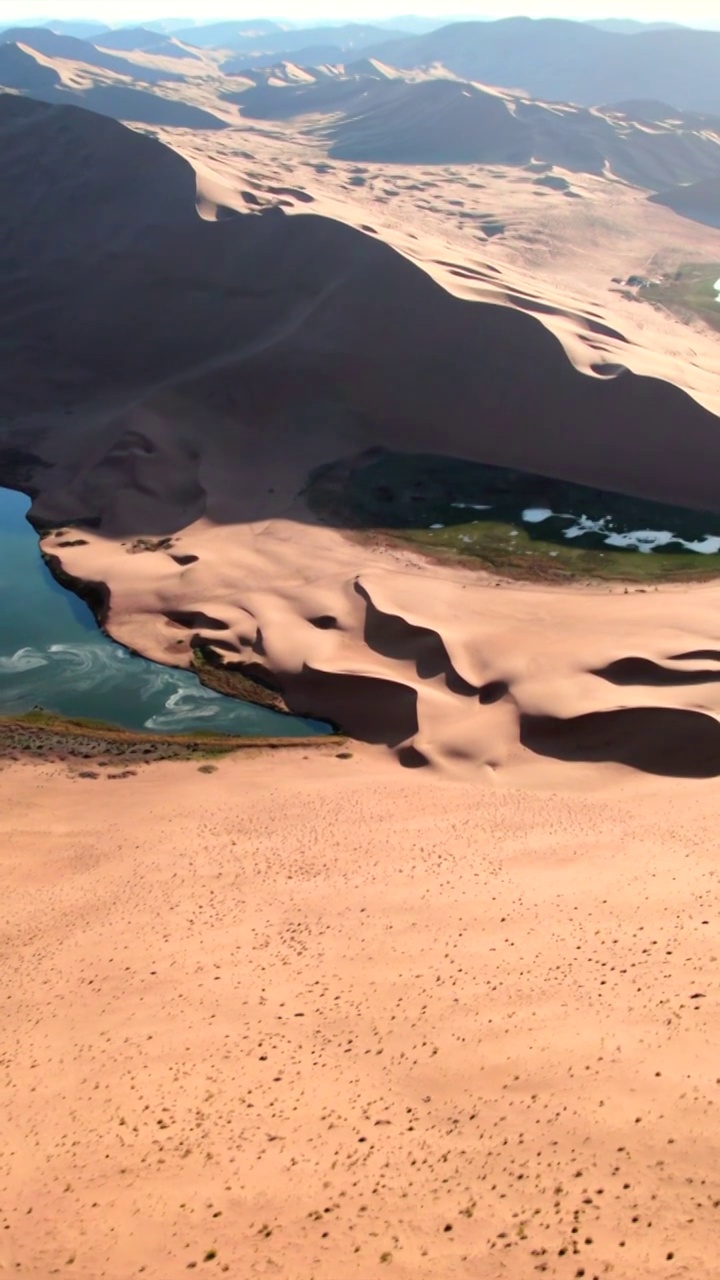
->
[3,92,720,771]
[2,23,720,1277]
[2,750,720,1279]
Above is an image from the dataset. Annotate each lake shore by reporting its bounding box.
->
[0,485,331,739]
[0,708,346,764]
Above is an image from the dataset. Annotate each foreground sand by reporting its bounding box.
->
[1,750,718,1279]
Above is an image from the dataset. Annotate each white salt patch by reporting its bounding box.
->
[433,498,720,558]
[563,515,611,539]
[682,535,720,554]
[604,529,675,553]
[522,507,553,523]
[715,277,720,303]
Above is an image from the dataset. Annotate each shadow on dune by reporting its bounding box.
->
[0,27,186,84]
[67,86,229,128]
[592,657,720,686]
[649,177,720,229]
[95,27,203,60]
[355,581,476,695]
[3,94,720,528]
[397,744,430,768]
[672,650,720,663]
[521,707,720,777]
[0,44,62,93]
[283,667,419,747]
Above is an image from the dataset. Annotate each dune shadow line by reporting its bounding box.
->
[521,706,720,778]
[354,580,477,696]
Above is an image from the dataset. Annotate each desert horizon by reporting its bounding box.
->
[1,7,720,1277]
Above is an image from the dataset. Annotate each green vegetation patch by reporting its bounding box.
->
[0,707,345,763]
[642,262,720,334]
[306,449,720,583]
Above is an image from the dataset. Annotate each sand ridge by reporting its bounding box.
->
[36,491,720,777]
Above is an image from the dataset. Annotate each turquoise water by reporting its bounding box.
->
[0,488,327,737]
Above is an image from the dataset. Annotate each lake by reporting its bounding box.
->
[0,487,327,737]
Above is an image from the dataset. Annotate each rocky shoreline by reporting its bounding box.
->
[0,709,345,765]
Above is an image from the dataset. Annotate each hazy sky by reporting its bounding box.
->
[6,1,717,26]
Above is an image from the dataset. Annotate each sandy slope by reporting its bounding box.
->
[650,176,720,229]
[3,97,720,771]
[234,71,720,186]
[1,752,719,1279]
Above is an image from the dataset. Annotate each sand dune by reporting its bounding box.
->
[2,95,719,502]
[0,55,229,128]
[3,96,720,773]
[649,175,720,227]
[0,26,187,85]
[2,34,718,191]
[235,70,720,185]
[95,26,203,60]
[0,43,62,93]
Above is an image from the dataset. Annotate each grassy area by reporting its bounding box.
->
[642,263,720,334]
[0,707,345,762]
[191,644,292,715]
[306,450,720,583]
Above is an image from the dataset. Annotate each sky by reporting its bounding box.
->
[4,0,718,26]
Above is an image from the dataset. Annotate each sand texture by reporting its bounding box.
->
[2,753,720,1279]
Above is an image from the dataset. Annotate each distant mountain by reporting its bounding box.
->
[95,26,202,60]
[223,44,348,75]
[42,19,109,39]
[363,15,471,34]
[364,18,720,115]
[117,18,199,35]
[585,19,683,34]
[171,20,290,48]
[174,20,407,55]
